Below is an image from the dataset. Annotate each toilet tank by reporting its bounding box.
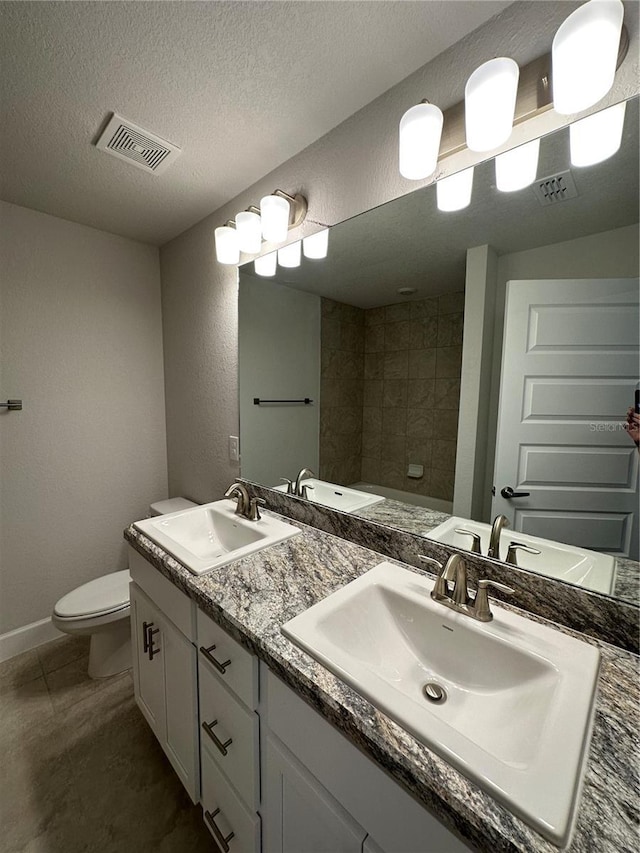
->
[149,497,197,517]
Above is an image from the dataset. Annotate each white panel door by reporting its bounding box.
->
[130,583,165,735]
[262,734,366,853]
[492,278,639,559]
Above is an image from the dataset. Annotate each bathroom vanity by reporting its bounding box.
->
[124,508,638,853]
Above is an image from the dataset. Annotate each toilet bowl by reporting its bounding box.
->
[51,497,196,679]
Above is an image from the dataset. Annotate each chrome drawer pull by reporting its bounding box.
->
[202,719,233,756]
[147,626,160,660]
[200,644,231,674]
[204,808,234,852]
[142,621,151,653]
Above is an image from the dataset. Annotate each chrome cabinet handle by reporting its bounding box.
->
[204,808,234,852]
[500,485,530,499]
[200,644,231,674]
[142,621,151,653]
[143,622,160,660]
[202,719,233,756]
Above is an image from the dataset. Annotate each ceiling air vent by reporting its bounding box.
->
[532,170,579,206]
[95,113,181,174]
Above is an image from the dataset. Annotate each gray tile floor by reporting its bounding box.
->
[0,635,215,852]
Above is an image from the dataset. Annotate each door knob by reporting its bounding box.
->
[500,486,530,499]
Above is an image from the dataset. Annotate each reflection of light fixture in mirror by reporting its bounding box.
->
[214,224,239,265]
[303,228,329,260]
[496,138,540,192]
[260,194,290,242]
[254,251,277,277]
[552,0,624,115]
[465,58,519,152]
[278,241,301,268]
[235,210,262,254]
[399,101,444,180]
[436,167,474,212]
[570,100,626,167]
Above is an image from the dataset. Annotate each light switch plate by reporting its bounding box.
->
[229,435,240,462]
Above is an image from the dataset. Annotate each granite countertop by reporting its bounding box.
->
[357,498,639,605]
[124,513,639,853]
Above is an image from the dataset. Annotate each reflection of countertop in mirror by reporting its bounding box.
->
[355,496,451,536]
[124,514,638,853]
[356,498,640,606]
[613,557,640,606]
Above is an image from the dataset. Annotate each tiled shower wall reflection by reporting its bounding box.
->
[319,292,464,501]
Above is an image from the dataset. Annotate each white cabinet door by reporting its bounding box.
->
[130,581,199,803]
[131,582,165,735]
[263,734,366,853]
[162,613,199,802]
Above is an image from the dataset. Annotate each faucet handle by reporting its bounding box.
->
[454,529,482,554]
[418,555,447,597]
[248,497,266,521]
[300,484,315,500]
[505,541,541,566]
[474,579,515,622]
[279,478,294,495]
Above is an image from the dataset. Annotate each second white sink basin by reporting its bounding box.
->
[282,561,600,846]
[134,500,300,575]
[426,517,616,594]
[273,478,385,512]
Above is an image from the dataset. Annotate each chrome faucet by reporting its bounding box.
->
[294,467,315,498]
[487,514,510,560]
[419,554,514,622]
[224,483,265,521]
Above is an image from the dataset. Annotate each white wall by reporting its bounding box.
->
[0,201,168,636]
[159,2,639,503]
[239,277,320,485]
[479,224,640,520]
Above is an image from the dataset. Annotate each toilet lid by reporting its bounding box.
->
[54,570,131,618]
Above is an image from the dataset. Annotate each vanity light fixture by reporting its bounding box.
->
[569,100,626,167]
[277,240,302,268]
[465,58,520,152]
[436,167,474,212]
[552,0,624,115]
[260,194,290,242]
[399,101,444,180]
[235,209,262,254]
[495,138,540,192]
[302,228,329,260]
[214,223,240,265]
[254,251,277,277]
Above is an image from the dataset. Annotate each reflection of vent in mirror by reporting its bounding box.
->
[95,113,181,174]
[532,170,578,206]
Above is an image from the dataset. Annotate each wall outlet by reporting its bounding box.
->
[229,435,240,463]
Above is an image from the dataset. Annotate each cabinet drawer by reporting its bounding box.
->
[199,663,259,810]
[128,547,196,641]
[201,747,260,853]
[197,609,258,709]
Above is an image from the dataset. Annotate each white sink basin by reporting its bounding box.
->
[426,517,617,595]
[273,478,385,513]
[134,500,300,575]
[282,561,600,846]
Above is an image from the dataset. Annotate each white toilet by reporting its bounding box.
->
[51,497,196,679]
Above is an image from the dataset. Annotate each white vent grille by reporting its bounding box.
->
[532,170,579,206]
[95,113,181,174]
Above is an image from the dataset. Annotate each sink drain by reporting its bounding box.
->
[422,682,447,704]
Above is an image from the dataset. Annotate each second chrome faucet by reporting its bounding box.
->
[420,553,514,623]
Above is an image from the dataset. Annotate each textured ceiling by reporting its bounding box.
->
[241,97,639,307]
[0,0,511,246]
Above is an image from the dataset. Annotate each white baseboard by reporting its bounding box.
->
[0,617,64,663]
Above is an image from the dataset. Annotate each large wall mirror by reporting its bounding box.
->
[238,95,639,608]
